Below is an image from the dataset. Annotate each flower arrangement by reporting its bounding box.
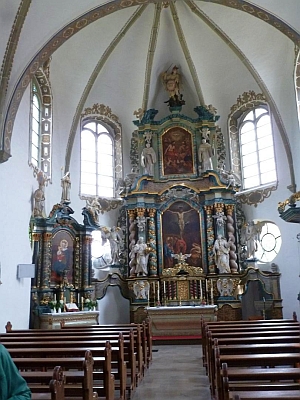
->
[84,298,97,310]
[57,299,65,311]
[48,299,57,310]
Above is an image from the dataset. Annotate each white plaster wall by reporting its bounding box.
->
[97,286,130,324]
[0,88,34,332]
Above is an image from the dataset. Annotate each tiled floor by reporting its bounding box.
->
[131,344,211,400]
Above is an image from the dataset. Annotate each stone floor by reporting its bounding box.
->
[131,344,211,400]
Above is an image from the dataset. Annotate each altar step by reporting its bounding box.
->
[152,335,202,345]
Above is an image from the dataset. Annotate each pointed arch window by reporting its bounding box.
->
[81,120,114,197]
[239,107,276,190]
[29,71,52,177]
[30,82,41,168]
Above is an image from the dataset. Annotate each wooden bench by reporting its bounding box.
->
[11,348,115,400]
[205,327,300,393]
[2,331,138,396]
[222,362,300,400]
[30,366,65,400]
[230,389,300,399]
[200,317,298,370]
[215,347,300,400]
[201,318,300,400]
[4,323,146,382]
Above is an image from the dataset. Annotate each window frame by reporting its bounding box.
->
[239,106,277,191]
[80,117,120,199]
[29,70,52,178]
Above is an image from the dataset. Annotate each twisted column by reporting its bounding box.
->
[225,204,238,273]
[42,232,52,289]
[204,205,215,274]
[128,209,137,276]
[147,208,157,276]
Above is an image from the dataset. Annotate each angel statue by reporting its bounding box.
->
[101,226,123,265]
[241,220,266,259]
[217,278,234,297]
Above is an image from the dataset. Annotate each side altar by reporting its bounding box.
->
[146,305,217,338]
[38,311,99,329]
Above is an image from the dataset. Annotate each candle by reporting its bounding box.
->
[211,279,214,304]
[77,293,80,304]
[157,282,160,301]
[200,282,203,300]
[163,281,166,296]
[153,282,155,301]
[54,293,56,302]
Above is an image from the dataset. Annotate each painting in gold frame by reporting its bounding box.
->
[162,201,202,269]
[51,230,74,286]
[162,127,194,176]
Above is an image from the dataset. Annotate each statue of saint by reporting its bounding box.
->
[198,138,213,172]
[61,172,71,203]
[161,65,185,107]
[133,237,150,276]
[213,235,231,273]
[108,226,123,265]
[141,143,157,176]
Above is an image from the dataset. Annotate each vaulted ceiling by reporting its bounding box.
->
[1,0,300,185]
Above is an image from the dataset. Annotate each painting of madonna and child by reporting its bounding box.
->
[162,127,194,176]
[162,201,202,269]
[51,230,74,285]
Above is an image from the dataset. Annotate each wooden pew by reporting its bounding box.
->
[229,389,300,399]
[30,366,65,400]
[2,331,138,395]
[205,328,300,394]
[202,322,300,397]
[204,325,300,377]
[11,348,115,400]
[60,322,151,371]
[215,345,300,400]
[200,317,298,370]
[2,334,136,396]
[221,362,300,400]
[2,326,144,385]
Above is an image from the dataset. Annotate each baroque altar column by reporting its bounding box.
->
[128,209,137,276]
[147,208,158,276]
[225,204,238,273]
[42,232,52,289]
[204,205,215,274]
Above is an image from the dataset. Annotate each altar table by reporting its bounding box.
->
[39,311,99,329]
[146,305,217,338]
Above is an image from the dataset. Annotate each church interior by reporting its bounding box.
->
[1,0,300,334]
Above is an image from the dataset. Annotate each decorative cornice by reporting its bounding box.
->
[230,91,266,114]
[236,182,278,207]
[81,103,120,123]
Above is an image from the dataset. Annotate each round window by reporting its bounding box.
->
[255,221,281,263]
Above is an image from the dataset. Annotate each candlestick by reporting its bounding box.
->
[153,282,155,302]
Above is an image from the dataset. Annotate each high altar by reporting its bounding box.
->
[29,68,282,333]
[93,98,282,332]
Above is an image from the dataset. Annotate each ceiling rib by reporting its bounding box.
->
[142,3,162,111]
[186,0,296,192]
[170,1,205,105]
[65,5,148,171]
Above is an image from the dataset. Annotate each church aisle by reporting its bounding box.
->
[131,344,211,400]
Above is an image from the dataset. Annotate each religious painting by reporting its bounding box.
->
[51,230,74,286]
[162,127,194,176]
[162,201,202,268]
